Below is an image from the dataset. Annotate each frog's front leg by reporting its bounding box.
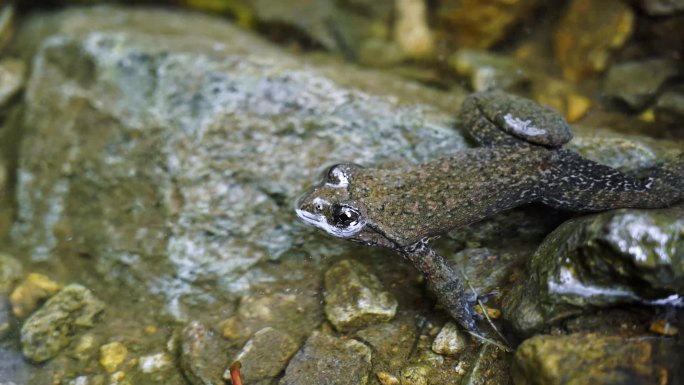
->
[401,239,482,336]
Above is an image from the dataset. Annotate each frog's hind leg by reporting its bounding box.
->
[460,92,524,147]
[540,150,683,211]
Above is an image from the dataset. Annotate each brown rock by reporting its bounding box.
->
[554,0,634,81]
[437,0,540,49]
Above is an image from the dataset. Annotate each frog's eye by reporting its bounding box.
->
[332,205,361,228]
[326,164,350,188]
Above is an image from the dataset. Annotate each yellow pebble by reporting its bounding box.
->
[638,109,655,123]
[377,371,400,385]
[649,320,678,336]
[9,273,62,317]
[100,342,129,373]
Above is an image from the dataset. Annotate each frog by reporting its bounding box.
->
[295,90,684,338]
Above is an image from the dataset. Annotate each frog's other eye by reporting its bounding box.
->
[332,204,361,228]
[325,164,350,188]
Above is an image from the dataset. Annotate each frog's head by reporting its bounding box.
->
[296,163,367,238]
[296,164,395,248]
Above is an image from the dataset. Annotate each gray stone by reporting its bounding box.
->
[219,291,323,345]
[449,49,530,92]
[280,331,372,385]
[603,59,680,110]
[431,322,467,357]
[0,58,24,107]
[655,88,684,126]
[461,344,511,385]
[10,6,467,318]
[512,333,684,385]
[400,365,429,385]
[355,316,418,371]
[568,129,682,173]
[640,0,684,15]
[20,284,104,363]
[0,252,22,293]
[226,327,298,382]
[0,5,13,52]
[179,321,230,385]
[0,294,10,338]
[503,207,684,335]
[324,259,397,332]
[0,343,30,385]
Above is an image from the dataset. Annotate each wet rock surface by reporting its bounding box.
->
[280,331,372,385]
[450,49,529,92]
[355,315,418,374]
[554,0,634,81]
[503,207,684,335]
[655,88,684,126]
[227,327,299,382]
[10,273,61,317]
[324,259,398,332]
[604,58,680,110]
[20,283,105,363]
[436,0,540,49]
[639,0,684,15]
[180,321,230,385]
[431,322,467,357]
[0,58,23,107]
[512,333,684,385]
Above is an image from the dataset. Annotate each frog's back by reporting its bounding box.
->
[459,90,573,149]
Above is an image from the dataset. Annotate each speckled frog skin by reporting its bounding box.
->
[296,91,684,337]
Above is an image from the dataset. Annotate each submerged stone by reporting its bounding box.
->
[436,0,540,49]
[180,321,230,385]
[503,207,684,335]
[324,259,398,332]
[449,49,530,92]
[0,58,23,108]
[512,333,684,385]
[219,291,323,345]
[431,322,467,357]
[604,58,680,110]
[554,0,634,81]
[0,252,22,293]
[280,331,372,385]
[639,0,684,15]
[655,88,684,126]
[226,327,298,382]
[21,284,105,363]
[10,272,62,317]
[355,316,418,372]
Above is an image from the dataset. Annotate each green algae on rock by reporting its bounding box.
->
[503,207,684,335]
[20,284,104,363]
